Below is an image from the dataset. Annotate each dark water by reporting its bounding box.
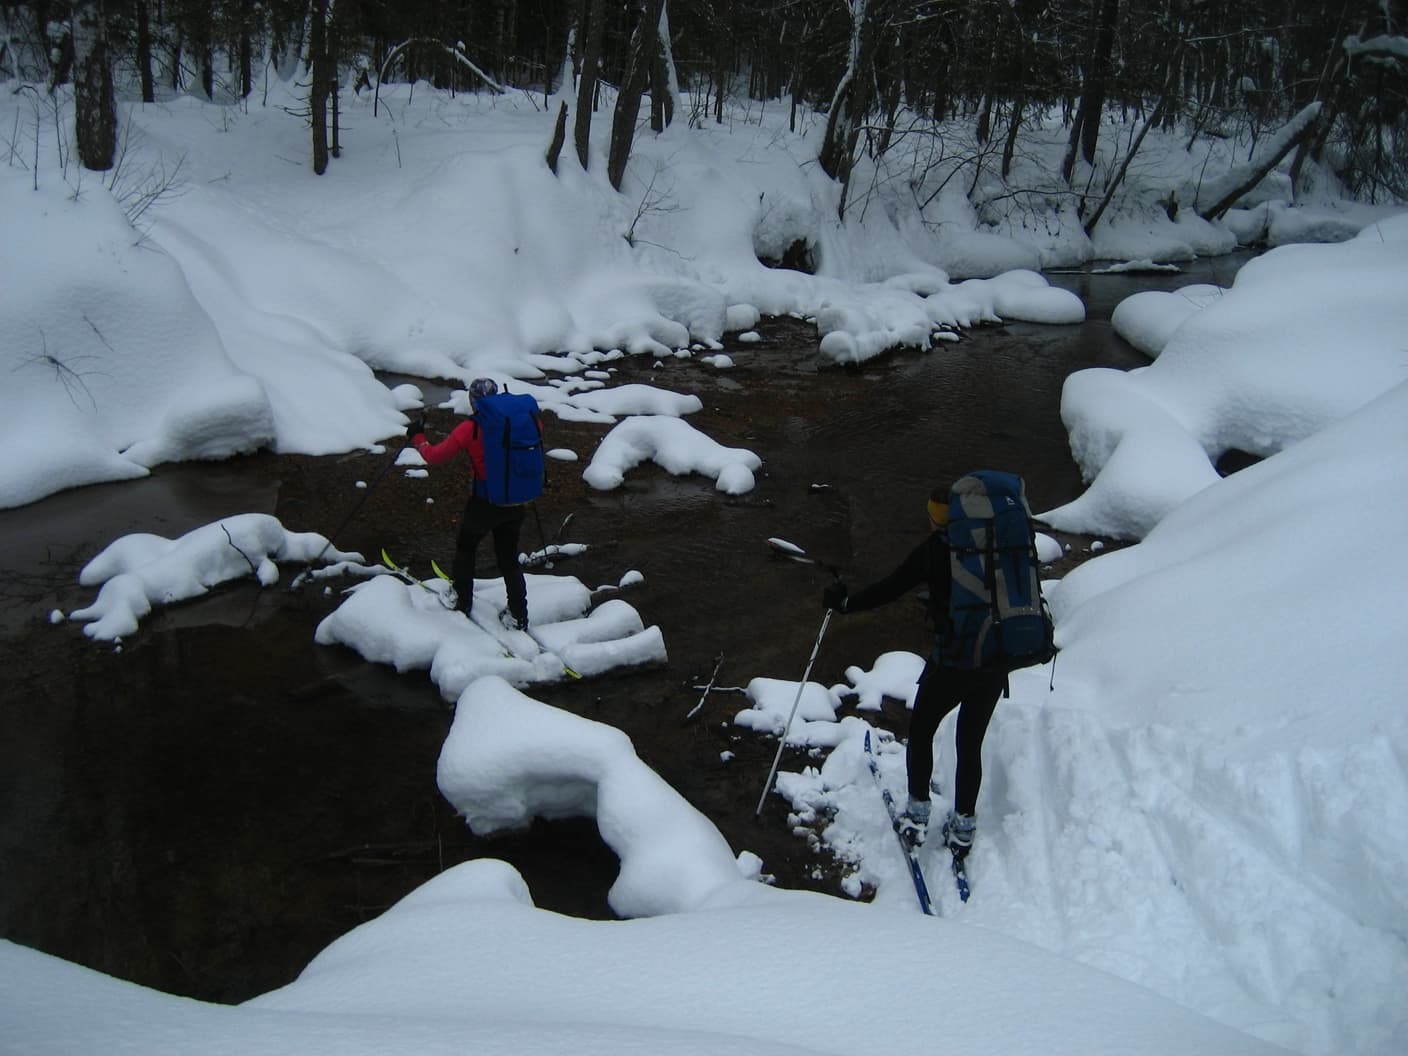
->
[0,256,1255,1003]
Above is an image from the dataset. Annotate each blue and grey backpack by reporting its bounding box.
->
[473,391,545,505]
[940,470,1055,678]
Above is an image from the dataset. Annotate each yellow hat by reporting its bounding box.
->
[927,489,949,526]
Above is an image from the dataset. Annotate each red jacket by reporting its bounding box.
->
[413,413,544,492]
[413,420,485,481]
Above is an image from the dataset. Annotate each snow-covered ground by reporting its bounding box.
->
[3,76,1407,1056]
[5,77,1397,511]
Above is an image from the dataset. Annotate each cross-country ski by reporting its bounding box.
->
[951,848,971,903]
[864,730,935,916]
[379,548,455,609]
[429,558,582,679]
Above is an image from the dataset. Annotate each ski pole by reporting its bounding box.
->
[754,608,833,817]
[524,511,575,570]
[531,502,549,563]
[290,441,407,589]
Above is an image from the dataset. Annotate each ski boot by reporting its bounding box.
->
[941,811,976,856]
[898,797,931,846]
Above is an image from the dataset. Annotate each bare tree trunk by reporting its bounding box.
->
[873,28,903,159]
[238,0,254,99]
[608,0,665,191]
[1001,21,1026,179]
[193,8,214,100]
[1084,99,1164,235]
[1289,24,1352,199]
[1062,0,1118,183]
[168,34,182,92]
[819,0,869,181]
[648,1,678,133]
[1290,88,1338,198]
[492,0,507,79]
[1080,0,1117,164]
[1083,46,1184,234]
[73,0,116,171]
[46,18,75,90]
[310,0,329,174]
[819,0,893,218]
[135,0,155,102]
[786,17,809,133]
[1001,94,1024,178]
[608,12,646,190]
[546,99,569,173]
[329,8,341,158]
[573,0,606,169]
[976,92,992,144]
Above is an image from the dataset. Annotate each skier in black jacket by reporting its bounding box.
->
[823,486,1006,855]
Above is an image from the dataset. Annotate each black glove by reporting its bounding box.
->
[823,581,848,612]
[406,414,426,439]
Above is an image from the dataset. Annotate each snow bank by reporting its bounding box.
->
[1110,284,1227,357]
[2,837,1280,1056]
[768,379,1408,1056]
[1044,217,1408,538]
[435,676,744,916]
[0,168,274,509]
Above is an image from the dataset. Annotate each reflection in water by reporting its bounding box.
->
[0,455,281,635]
[1044,250,1256,321]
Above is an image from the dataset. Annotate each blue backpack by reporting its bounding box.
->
[472,391,545,505]
[940,471,1055,677]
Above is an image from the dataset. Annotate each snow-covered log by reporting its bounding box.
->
[1194,102,1322,221]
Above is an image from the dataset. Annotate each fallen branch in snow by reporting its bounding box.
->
[1195,102,1322,221]
[374,37,504,117]
[221,523,259,578]
[220,522,271,628]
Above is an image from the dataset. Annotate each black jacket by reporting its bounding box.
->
[844,529,950,630]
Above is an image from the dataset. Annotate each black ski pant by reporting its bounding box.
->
[907,661,1007,817]
[452,497,528,623]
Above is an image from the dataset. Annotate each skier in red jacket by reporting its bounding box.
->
[407,378,541,631]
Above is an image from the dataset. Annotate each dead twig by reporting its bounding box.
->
[13,329,106,410]
[221,523,260,578]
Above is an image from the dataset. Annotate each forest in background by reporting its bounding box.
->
[3,1,1405,220]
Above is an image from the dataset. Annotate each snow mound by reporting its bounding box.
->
[582,415,761,494]
[70,514,358,640]
[314,573,664,695]
[1044,223,1408,538]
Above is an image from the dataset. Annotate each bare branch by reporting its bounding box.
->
[12,329,107,411]
[221,524,260,579]
[374,37,504,117]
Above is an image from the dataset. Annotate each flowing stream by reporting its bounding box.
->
[0,253,1257,1001]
